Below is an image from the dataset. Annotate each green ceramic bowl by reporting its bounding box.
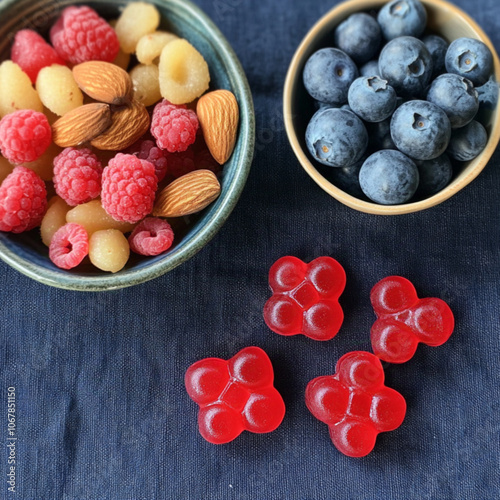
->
[0,0,255,291]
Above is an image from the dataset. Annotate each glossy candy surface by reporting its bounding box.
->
[263,256,346,341]
[370,276,454,363]
[305,351,406,457]
[185,346,285,444]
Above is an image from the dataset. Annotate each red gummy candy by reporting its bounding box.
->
[185,346,285,444]
[305,351,406,457]
[263,256,346,341]
[370,276,454,363]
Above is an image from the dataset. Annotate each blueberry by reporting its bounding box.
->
[303,48,359,105]
[314,100,336,111]
[360,60,381,78]
[426,73,479,128]
[379,36,433,97]
[359,150,419,204]
[334,13,382,64]
[445,37,493,86]
[476,76,499,110]
[305,108,368,168]
[377,0,427,40]
[368,117,397,151]
[322,158,366,198]
[414,154,453,197]
[390,100,451,160]
[447,120,487,161]
[348,76,398,122]
[422,34,448,77]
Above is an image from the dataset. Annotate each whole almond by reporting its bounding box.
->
[153,170,221,218]
[73,61,133,105]
[52,103,112,147]
[196,90,239,165]
[91,99,150,151]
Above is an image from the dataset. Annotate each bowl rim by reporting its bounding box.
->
[0,0,255,291]
[283,0,500,215]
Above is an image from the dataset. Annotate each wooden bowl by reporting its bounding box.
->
[283,0,500,215]
[0,0,255,291]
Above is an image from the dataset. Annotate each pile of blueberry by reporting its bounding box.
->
[303,0,498,205]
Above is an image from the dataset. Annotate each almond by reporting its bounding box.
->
[196,90,239,165]
[90,99,150,151]
[52,103,112,147]
[73,61,133,105]
[153,169,221,218]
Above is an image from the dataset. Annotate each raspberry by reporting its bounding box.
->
[49,223,89,269]
[101,153,157,223]
[53,148,102,206]
[0,166,47,233]
[11,29,65,84]
[195,146,221,176]
[50,6,120,64]
[0,110,51,164]
[151,100,199,153]
[128,217,174,256]
[126,140,168,182]
[166,148,196,179]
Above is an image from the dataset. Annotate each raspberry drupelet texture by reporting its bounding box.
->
[53,148,103,206]
[101,153,158,223]
[126,139,168,182]
[50,6,120,64]
[49,222,89,269]
[166,148,196,179]
[0,110,52,164]
[151,100,199,153]
[0,166,47,233]
[11,29,66,84]
[128,217,174,256]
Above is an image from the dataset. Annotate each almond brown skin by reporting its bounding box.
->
[52,103,112,148]
[153,170,221,217]
[196,90,239,165]
[90,100,150,151]
[73,61,133,106]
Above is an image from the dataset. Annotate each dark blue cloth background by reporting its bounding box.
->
[1,0,500,498]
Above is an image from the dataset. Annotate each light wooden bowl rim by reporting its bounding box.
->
[283,0,500,215]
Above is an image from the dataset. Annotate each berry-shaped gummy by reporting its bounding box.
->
[128,217,174,256]
[305,351,406,457]
[151,100,199,153]
[370,276,454,363]
[0,166,47,233]
[0,110,51,164]
[49,222,89,269]
[50,6,120,64]
[11,29,65,83]
[263,256,346,341]
[53,148,102,206]
[185,346,285,444]
[101,154,157,223]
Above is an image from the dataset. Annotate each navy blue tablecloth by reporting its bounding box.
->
[2,0,500,498]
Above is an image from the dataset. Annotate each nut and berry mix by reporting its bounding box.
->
[303,0,498,205]
[0,1,239,272]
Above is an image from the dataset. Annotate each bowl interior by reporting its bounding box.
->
[0,0,255,290]
[284,0,500,215]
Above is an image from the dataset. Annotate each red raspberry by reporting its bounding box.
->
[11,29,65,84]
[126,140,168,183]
[0,166,47,233]
[128,217,174,256]
[101,153,157,223]
[0,110,52,164]
[49,223,89,270]
[50,6,120,64]
[151,100,199,153]
[195,147,221,176]
[53,148,102,206]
